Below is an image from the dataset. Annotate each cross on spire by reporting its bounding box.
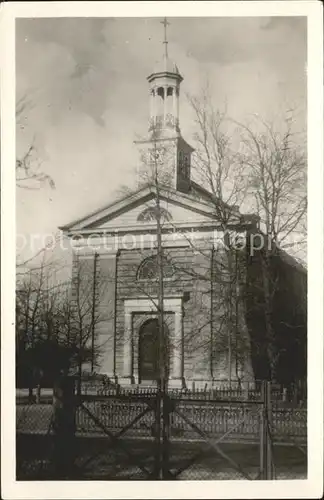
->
[161,17,170,58]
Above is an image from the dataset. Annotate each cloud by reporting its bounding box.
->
[16,17,306,257]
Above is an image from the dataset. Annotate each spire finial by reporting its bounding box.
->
[161,17,170,58]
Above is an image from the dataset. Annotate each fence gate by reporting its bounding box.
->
[158,382,274,480]
[74,390,161,480]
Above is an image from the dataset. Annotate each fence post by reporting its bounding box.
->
[162,393,172,479]
[52,375,76,479]
[266,381,273,480]
[36,384,41,404]
[282,387,287,403]
[153,388,161,479]
[260,380,273,480]
[260,381,266,479]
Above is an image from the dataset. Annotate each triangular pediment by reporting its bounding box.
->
[59,183,243,233]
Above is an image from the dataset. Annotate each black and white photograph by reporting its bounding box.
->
[1,1,323,499]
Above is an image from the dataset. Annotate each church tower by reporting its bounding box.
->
[135,18,194,193]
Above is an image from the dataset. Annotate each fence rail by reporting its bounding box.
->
[16,379,307,480]
[17,378,307,406]
[17,394,307,444]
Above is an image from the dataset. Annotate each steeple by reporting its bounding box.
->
[161,17,169,59]
[135,18,194,194]
[147,17,183,138]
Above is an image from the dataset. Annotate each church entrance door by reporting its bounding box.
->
[138,318,169,383]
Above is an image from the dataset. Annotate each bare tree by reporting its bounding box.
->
[16,95,55,190]
[16,94,57,283]
[237,112,307,379]
[131,102,252,388]
[16,231,64,274]
[16,255,66,397]
[177,92,306,384]
[135,127,176,392]
[15,251,112,396]
[187,88,253,384]
[69,251,118,393]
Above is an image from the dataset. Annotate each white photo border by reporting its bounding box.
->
[1,1,323,499]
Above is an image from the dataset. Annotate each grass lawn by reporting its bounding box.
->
[17,431,307,480]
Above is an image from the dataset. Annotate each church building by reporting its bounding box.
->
[60,21,306,390]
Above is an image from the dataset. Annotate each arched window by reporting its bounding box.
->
[156,87,164,119]
[137,255,174,281]
[157,87,164,99]
[166,87,174,118]
[137,206,172,223]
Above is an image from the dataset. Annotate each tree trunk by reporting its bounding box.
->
[223,232,235,383]
[52,376,76,479]
[260,251,276,380]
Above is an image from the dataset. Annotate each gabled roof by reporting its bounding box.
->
[277,247,307,275]
[59,183,151,231]
[189,181,238,213]
[246,227,307,275]
[59,181,248,233]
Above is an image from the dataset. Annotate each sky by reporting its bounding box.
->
[16,16,307,265]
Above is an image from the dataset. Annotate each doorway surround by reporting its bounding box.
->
[120,295,184,387]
